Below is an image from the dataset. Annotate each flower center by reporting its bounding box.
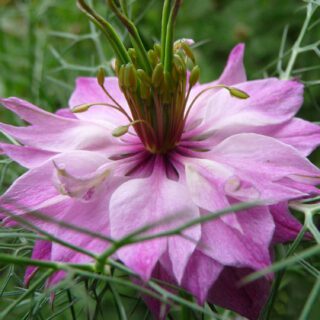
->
[113,41,200,154]
[76,1,249,155]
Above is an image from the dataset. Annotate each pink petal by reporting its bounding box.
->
[185,44,246,124]
[208,267,270,320]
[69,77,129,125]
[0,97,119,153]
[269,202,303,243]
[217,43,247,85]
[0,143,56,168]
[270,118,320,156]
[182,250,223,304]
[0,151,108,220]
[50,178,124,264]
[210,133,320,203]
[203,78,303,138]
[55,108,77,119]
[200,213,271,270]
[110,160,200,281]
[25,240,52,286]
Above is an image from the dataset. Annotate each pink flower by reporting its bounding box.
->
[1,44,320,319]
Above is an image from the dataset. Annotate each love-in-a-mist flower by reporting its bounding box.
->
[1,1,320,319]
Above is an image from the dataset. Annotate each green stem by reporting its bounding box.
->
[0,269,54,319]
[282,3,314,80]
[299,276,320,320]
[107,0,152,74]
[0,252,94,272]
[262,225,307,320]
[164,0,182,73]
[119,0,128,16]
[77,0,131,64]
[1,206,97,259]
[161,0,172,64]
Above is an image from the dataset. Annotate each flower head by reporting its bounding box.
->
[1,1,320,319]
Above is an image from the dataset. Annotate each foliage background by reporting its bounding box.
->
[0,0,319,319]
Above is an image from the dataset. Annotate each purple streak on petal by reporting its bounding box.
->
[110,158,200,281]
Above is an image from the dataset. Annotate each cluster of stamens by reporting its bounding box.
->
[111,40,199,154]
[75,0,249,155]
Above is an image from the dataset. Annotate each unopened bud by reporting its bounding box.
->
[189,65,200,87]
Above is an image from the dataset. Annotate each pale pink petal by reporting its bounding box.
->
[110,161,200,281]
[0,97,121,153]
[185,44,246,123]
[210,133,320,203]
[0,143,56,168]
[201,79,303,140]
[69,77,129,125]
[1,97,66,125]
[200,213,271,270]
[0,151,108,219]
[208,267,270,320]
[217,43,246,85]
[55,108,77,119]
[270,118,320,156]
[50,178,124,264]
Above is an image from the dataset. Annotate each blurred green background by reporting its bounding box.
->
[0,0,320,319]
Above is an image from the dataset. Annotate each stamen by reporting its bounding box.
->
[184,84,250,121]
[71,102,132,122]
[112,119,157,141]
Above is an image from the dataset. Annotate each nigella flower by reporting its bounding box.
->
[1,1,320,319]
